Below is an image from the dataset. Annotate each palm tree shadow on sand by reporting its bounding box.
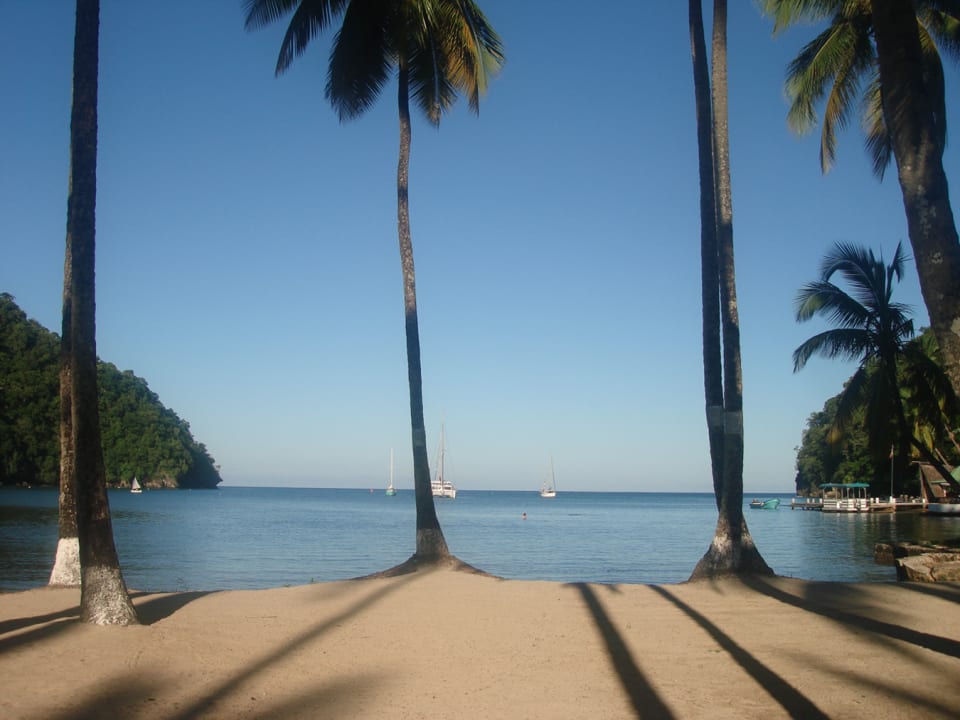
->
[32,571,424,720]
[649,585,830,719]
[573,582,676,720]
[740,576,960,659]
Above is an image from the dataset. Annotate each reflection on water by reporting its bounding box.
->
[1,487,958,592]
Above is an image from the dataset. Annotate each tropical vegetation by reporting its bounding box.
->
[760,0,960,403]
[793,242,960,495]
[243,0,504,569]
[0,293,221,490]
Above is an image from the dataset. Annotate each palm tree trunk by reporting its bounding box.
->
[689,0,725,506]
[48,276,80,587]
[691,0,773,579]
[870,0,960,400]
[65,0,137,625]
[397,63,449,560]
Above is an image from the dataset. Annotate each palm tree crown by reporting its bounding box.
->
[759,0,959,177]
[793,241,913,373]
[244,0,504,125]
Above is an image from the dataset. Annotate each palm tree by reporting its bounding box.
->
[760,0,960,404]
[688,0,773,580]
[244,0,503,568]
[59,0,139,624]
[794,241,958,488]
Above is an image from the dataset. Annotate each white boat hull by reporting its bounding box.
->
[926,502,960,515]
[432,481,456,499]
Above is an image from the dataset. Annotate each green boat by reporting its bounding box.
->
[749,498,780,510]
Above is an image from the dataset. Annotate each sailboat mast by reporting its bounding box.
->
[437,424,445,483]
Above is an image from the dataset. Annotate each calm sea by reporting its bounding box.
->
[2,487,958,592]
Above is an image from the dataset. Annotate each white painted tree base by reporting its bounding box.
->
[81,565,139,625]
[48,537,80,587]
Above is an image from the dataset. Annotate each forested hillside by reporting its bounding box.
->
[794,329,960,497]
[0,293,221,489]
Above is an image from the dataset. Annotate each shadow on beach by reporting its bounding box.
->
[573,582,676,720]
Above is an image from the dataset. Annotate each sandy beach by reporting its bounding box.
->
[1,569,958,719]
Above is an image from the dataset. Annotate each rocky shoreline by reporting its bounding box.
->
[875,538,960,581]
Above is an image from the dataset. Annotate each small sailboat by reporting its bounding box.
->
[130,476,143,494]
[386,448,397,496]
[539,458,557,498]
[431,424,456,499]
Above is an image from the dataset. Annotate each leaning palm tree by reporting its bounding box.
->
[760,0,960,404]
[60,0,138,624]
[244,0,503,568]
[794,241,958,487]
[688,0,773,580]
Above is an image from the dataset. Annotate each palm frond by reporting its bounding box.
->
[795,279,872,329]
[862,73,892,179]
[326,0,394,121]
[408,36,458,125]
[793,327,872,371]
[402,0,504,124]
[920,5,960,60]
[437,0,505,113]
[785,23,851,136]
[243,0,304,30]
[820,241,883,302]
[758,0,850,35]
[248,0,350,76]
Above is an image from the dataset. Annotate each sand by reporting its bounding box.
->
[1,570,958,719]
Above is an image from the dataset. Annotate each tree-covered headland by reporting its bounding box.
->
[0,293,221,489]
[792,242,960,498]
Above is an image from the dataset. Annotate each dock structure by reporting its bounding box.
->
[790,492,926,512]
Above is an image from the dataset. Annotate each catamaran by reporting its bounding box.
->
[431,424,456,499]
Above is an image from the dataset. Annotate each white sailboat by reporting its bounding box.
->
[539,458,557,498]
[386,448,397,496]
[431,424,456,499]
[130,476,143,494]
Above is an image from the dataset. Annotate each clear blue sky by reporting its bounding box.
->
[2,1,954,492]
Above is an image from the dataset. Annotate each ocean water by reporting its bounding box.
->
[2,487,958,592]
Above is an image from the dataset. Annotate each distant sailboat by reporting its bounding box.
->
[131,476,143,494]
[431,424,456,499]
[386,448,397,496]
[539,458,557,498]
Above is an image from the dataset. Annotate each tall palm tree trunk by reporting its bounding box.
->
[690,0,773,580]
[397,64,449,560]
[49,265,80,587]
[65,0,138,625]
[690,0,725,505]
[871,0,960,400]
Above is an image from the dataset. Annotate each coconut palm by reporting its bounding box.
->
[59,0,138,624]
[760,0,957,177]
[244,0,503,568]
[688,0,773,580]
[760,0,960,405]
[794,241,958,486]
